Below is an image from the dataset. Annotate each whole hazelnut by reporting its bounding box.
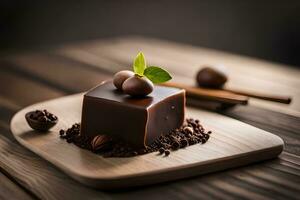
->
[196,66,228,88]
[113,70,135,90]
[122,75,154,97]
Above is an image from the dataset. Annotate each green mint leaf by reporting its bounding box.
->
[144,66,172,83]
[133,52,146,76]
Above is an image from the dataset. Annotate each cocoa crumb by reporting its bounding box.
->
[59,118,211,157]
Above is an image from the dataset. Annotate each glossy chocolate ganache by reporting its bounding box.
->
[59,81,211,157]
[81,80,185,149]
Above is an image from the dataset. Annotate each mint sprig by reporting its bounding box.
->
[132,52,172,83]
[133,52,146,76]
[144,66,172,83]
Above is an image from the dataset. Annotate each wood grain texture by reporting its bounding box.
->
[224,88,292,104]
[0,68,64,107]
[0,172,34,200]
[10,93,283,189]
[221,106,300,155]
[1,54,111,93]
[1,128,298,200]
[0,135,109,200]
[0,36,299,199]
[3,120,291,200]
[57,36,300,116]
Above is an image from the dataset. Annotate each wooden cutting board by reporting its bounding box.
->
[10,93,284,189]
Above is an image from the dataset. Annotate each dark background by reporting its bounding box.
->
[1,0,300,67]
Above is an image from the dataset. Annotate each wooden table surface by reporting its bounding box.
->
[0,36,299,200]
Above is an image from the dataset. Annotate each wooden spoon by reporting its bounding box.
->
[161,82,248,105]
[196,66,292,104]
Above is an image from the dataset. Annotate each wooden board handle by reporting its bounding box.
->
[160,82,248,105]
[224,88,292,104]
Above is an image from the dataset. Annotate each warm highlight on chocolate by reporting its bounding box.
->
[80,81,185,148]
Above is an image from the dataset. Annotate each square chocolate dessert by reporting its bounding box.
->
[80,81,185,148]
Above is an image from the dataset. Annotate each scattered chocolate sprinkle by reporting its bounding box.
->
[159,148,165,154]
[180,138,188,148]
[28,109,58,122]
[171,141,180,150]
[59,118,212,157]
[59,129,64,135]
[164,150,170,156]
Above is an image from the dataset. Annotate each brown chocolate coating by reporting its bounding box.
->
[196,67,228,88]
[91,135,112,152]
[113,70,135,90]
[122,75,154,97]
[80,81,185,148]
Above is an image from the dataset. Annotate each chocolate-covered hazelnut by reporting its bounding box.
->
[196,66,228,88]
[91,135,112,152]
[113,70,135,90]
[122,75,154,97]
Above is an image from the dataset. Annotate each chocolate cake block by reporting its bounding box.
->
[80,81,185,148]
